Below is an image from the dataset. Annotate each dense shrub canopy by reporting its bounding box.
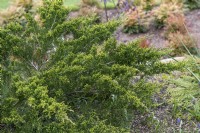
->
[0,0,181,132]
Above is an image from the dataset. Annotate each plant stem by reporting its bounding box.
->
[104,1,108,22]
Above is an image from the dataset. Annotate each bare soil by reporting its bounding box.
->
[185,9,200,48]
[69,8,200,49]
[113,9,200,49]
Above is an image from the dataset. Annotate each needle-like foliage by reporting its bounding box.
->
[0,0,181,132]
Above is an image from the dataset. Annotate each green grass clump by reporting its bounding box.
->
[167,68,200,120]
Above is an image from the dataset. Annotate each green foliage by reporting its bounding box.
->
[153,2,183,29]
[183,0,200,10]
[0,0,181,132]
[123,8,151,34]
[123,25,148,34]
[144,0,155,11]
[168,76,200,120]
[167,57,200,121]
[1,76,73,132]
[0,0,10,9]
[73,112,127,133]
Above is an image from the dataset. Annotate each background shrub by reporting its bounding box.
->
[183,0,200,10]
[153,2,183,29]
[164,13,186,37]
[123,7,152,34]
[167,32,197,55]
